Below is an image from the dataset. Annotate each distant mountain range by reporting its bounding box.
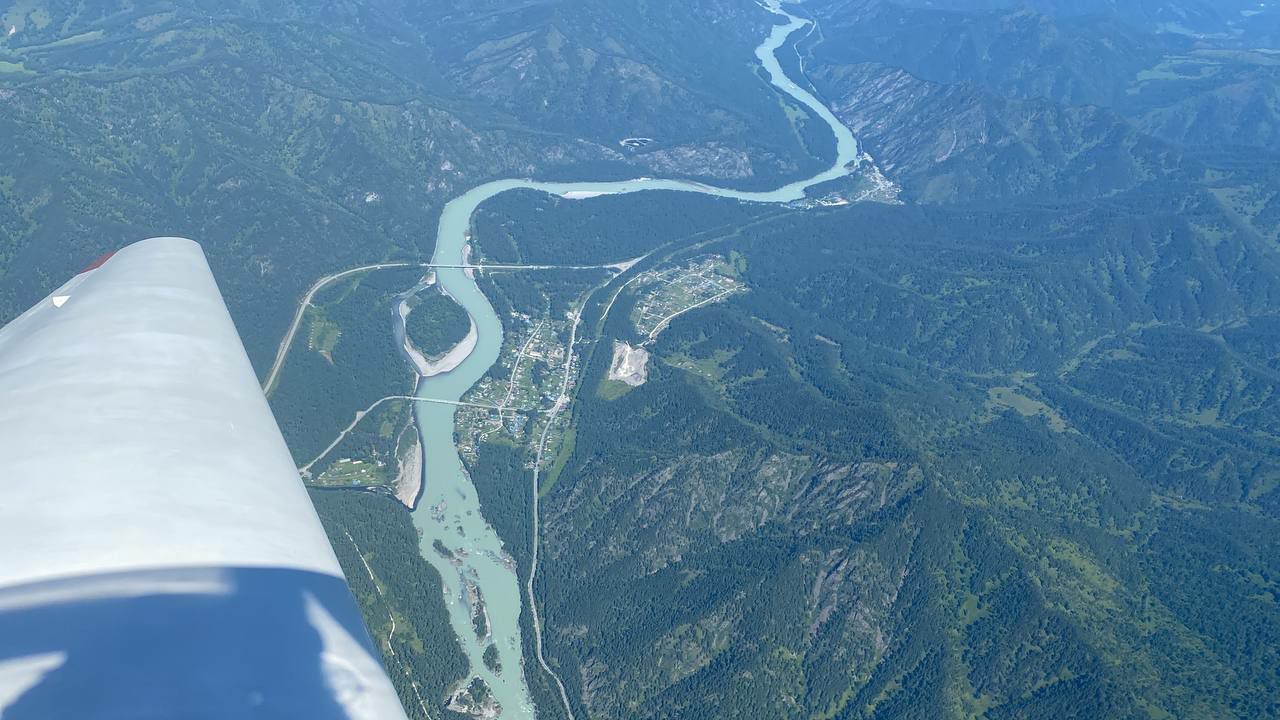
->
[0,0,825,363]
[4,1,1278,719]
[799,0,1280,207]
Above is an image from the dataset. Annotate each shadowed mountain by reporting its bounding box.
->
[811,62,1187,204]
[806,0,1280,153]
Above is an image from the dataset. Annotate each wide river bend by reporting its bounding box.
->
[409,2,862,716]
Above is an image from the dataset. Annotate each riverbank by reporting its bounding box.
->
[416,319,478,377]
[398,292,480,378]
[394,432,422,509]
[403,0,867,717]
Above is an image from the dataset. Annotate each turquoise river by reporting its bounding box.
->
[409,1,863,717]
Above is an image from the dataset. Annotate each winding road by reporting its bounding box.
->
[262,262,420,397]
[525,306,582,720]
[497,320,546,419]
[339,528,434,719]
[644,287,740,345]
[266,0,867,717]
[262,260,633,397]
[300,394,539,477]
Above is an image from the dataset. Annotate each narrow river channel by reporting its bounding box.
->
[409,1,862,716]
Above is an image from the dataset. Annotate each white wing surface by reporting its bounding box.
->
[0,237,409,719]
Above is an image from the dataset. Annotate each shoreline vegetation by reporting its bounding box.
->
[403,315,479,378]
[402,1,871,716]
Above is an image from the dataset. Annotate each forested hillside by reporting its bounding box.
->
[480,188,1280,719]
[452,3,1280,709]
[310,489,470,718]
[807,0,1280,202]
[0,0,824,368]
[4,0,1279,718]
[269,267,421,468]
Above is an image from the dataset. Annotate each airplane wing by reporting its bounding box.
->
[0,238,409,719]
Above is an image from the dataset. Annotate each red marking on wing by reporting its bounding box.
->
[80,250,117,274]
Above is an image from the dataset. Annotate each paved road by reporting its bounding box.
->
[300,394,529,477]
[645,287,738,344]
[261,260,629,397]
[262,262,421,397]
[497,320,546,417]
[526,306,582,720]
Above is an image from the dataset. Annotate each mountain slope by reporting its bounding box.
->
[811,62,1186,204]
[806,0,1280,154]
[495,189,1280,719]
[0,0,826,363]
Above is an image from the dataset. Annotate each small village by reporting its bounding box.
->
[628,255,743,343]
[455,309,580,467]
